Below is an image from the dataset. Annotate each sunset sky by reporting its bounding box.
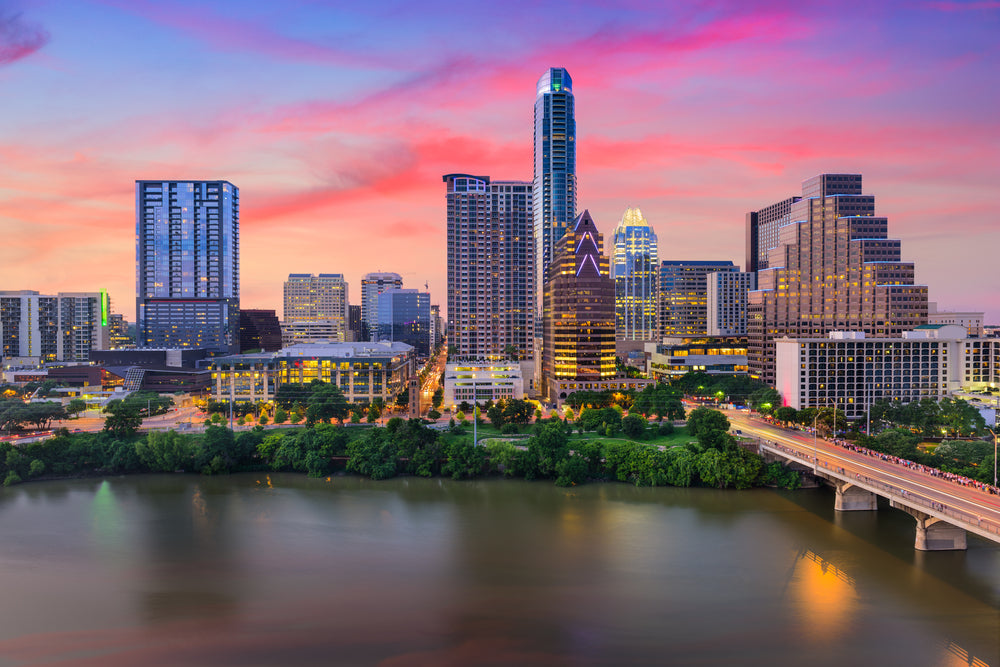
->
[1,0,998,322]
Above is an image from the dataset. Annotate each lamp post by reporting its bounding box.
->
[988,427,998,489]
[812,407,822,473]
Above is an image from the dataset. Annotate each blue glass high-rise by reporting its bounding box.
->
[135,180,239,354]
[533,67,576,318]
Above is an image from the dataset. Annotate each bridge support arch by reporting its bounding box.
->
[891,502,967,551]
[833,481,878,512]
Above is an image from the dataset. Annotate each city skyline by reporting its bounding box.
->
[1,2,998,322]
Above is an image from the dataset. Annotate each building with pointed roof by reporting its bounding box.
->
[611,207,659,341]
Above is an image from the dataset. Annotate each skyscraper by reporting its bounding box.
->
[135,180,239,354]
[659,261,739,336]
[361,272,403,340]
[533,67,576,319]
[611,207,659,341]
[747,173,927,384]
[444,174,534,359]
[707,271,756,336]
[239,309,282,352]
[542,210,616,401]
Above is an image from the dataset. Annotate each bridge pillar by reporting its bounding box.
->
[890,502,967,551]
[833,482,878,511]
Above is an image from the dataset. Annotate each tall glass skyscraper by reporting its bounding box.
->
[533,67,576,318]
[611,207,659,341]
[136,180,239,354]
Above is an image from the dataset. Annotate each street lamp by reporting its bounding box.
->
[988,428,998,489]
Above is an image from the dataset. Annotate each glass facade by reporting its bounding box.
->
[376,288,431,357]
[659,261,738,337]
[135,180,239,354]
[611,207,659,340]
[533,67,576,320]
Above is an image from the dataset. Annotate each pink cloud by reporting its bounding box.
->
[0,11,48,65]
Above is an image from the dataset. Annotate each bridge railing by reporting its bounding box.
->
[758,440,1000,538]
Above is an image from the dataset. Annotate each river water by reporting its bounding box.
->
[0,474,997,666]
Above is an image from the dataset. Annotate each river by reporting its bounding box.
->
[0,474,997,666]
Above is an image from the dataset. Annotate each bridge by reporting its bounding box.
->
[726,411,1000,551]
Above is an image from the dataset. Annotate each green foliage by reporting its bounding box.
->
[658,421,675,436]
[274,408,288,424]
[3,470,21,486]
[28,459,45,478]
[103,403,142,438]
[773,406,798,424]
[761,462,802,489]
[66,398,87,417]
[685,408,731,447]
[346,429,398,480]
[555,454,588,486]
[871,428,920,459]
[621,414,647,440]
[135,430,196,472]
[441,438,487,480]
[432,387,444,409]
[631,383,685,421]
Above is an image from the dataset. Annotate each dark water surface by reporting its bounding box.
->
[0,474,998,666]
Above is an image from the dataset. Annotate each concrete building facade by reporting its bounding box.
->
[361,272,403,340]
[443,361,524,408]
[0,290,110,363]
[707,271,756,336]
[444,174,534,360]
[748,174,927,385]
[659,261,739,337]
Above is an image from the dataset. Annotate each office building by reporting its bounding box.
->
[707,271,756,336]
[361,272,403,340]
[376,288,431,357]
[108,314,133,349]
[543,210,638,402]
[611,207,659,341]
[239,309,282,352]
[649,337,749,381]
[748,174,927,385]
[347,305,366,342]
[283,273,348,334]
[533,67,576,319]
[660,261,739,337]
[210,341,415,406]
[429,304,442,349]
[444,174,534,359]
[0,290,110,363]
[135,180,239,354]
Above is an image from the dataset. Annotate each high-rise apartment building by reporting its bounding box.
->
[659,261,739,336]
[108,313,133,349]
[748,173,927,385]
[282,273,348,342]
[444,174,534,359]
[376,288,431,357]
[707,272,756,336]
[361,272,403,340]
[0,290,110,362]
[533,67,576,319]
[611,207,659,341]
[135,180,239,354]
[542,211,616,400]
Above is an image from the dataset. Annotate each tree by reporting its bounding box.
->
[504,344,520,361]
[135,430,196,472]
[346,429,398,480]
[527,422,570,478]
[274,408,288,424]
[66,399,87,418]
[432,387,444,409]
[872,428,920,459]
[487,405,506,428]
[395,386,410,408]
[103,403,142,438]
[503,399,534,425]
[367,404,381,423]
[621,414,647,440]
[427,409,441,420]
[686,408,730,440]
[773,406,797,424]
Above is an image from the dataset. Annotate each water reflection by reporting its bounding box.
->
[0,475,996,666]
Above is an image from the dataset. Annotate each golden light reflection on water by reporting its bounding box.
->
[788,550,858,643]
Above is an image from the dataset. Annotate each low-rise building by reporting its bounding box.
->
[774,325,1000,420]
[443,361,524,408]
[210,341,415,405]
[649,337,748,381]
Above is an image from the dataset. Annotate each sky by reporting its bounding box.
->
[0,0,998,323]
